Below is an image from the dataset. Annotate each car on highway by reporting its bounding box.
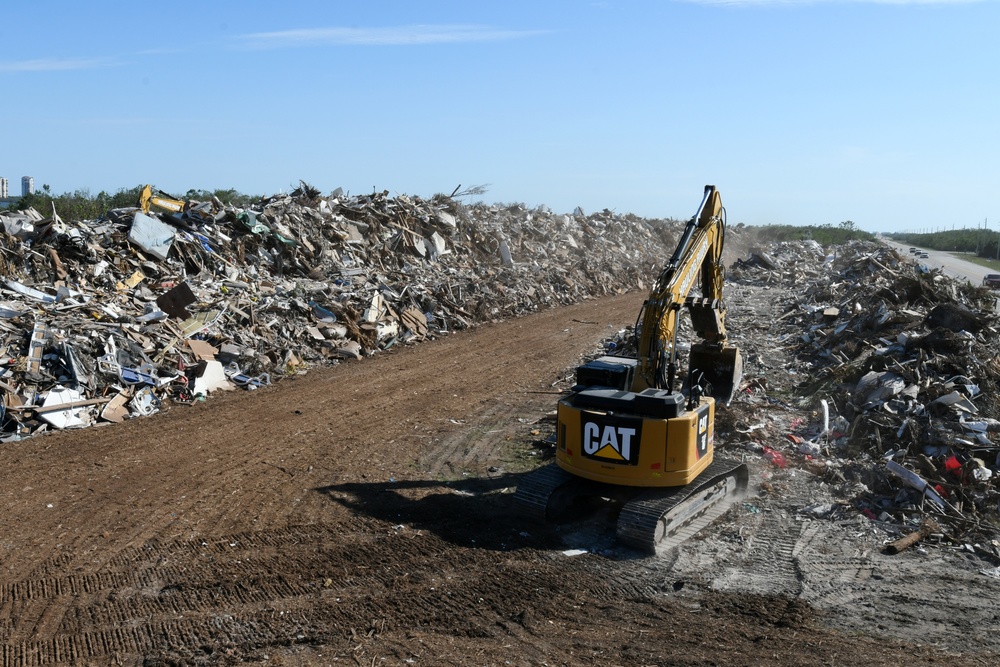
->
[983,274,1000,289]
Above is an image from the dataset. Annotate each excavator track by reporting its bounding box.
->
[515,457,748,554]
[616,457,749,553]
[513,462,575,523]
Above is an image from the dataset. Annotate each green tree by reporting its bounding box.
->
[13,183,160,220]
[748,224,874,246]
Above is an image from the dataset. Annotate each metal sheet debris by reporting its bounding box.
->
[128,212,176,261]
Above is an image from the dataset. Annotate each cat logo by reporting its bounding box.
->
[581,414,642,465]
[697,411,709,457]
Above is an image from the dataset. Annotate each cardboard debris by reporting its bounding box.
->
[116,270,145,292]
[100,392,130,424]
[186,339,219,361]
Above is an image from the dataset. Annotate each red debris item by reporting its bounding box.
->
[934,484,950,498]
[944,456,963,478]
[787,434,804,445]
[862,509,877,520]
[763,447,787,468]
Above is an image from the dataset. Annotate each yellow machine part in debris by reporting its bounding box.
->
[139,184,185,215]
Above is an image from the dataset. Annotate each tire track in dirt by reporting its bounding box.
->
[795,532,1000,649]
[1,524,532,661]
[793,520,881,609]
[0,294,647,665]
[4,285,1000,666]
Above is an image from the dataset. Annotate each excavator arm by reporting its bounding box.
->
[634,185,741,402]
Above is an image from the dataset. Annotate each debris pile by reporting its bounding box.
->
[0,185,682,439]
[733,240,1000,546]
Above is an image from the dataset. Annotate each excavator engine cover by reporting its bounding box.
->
[688,344,743,405]
[574,356,637,391]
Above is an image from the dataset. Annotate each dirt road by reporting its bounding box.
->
[1,288,997,666]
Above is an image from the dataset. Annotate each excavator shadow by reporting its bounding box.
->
[314,471,575,553]
[517,477,682,561]
[316,473,686,561]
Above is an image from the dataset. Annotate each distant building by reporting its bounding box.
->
[0,177,7,198]
[21,176,34,196]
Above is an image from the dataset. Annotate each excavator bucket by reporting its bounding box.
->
[688,344,744,405]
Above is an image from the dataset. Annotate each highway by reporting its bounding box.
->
[881,238,999,288]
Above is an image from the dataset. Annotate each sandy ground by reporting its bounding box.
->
[1,282,998,666]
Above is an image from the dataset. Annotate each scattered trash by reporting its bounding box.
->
[731,240,1000,546]
[763,447,787,468]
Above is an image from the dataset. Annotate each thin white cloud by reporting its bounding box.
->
[0,57,108,72]
[133,47,185,56]
[680,0,985,5]
[235,24,548,49]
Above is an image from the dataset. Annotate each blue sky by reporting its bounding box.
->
[1,0,997,233]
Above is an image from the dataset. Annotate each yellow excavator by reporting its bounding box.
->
[514,185,749,552]
[139,184,186,215]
